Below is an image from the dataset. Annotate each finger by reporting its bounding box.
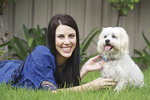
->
[96,77,114,81]
[99,60,106,66]
[91,55,101,61]
[105,82,117,86]
[103,78,115,82]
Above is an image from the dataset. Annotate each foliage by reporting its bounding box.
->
[0,49,5,56]
[0,50,11,60]
[132,31,150,69]
[0,24,47,60]
[108,0,140,16]
[0,25,101,64]
[80,28,102,67]
[108,0,140,26]
[0,0,16,15]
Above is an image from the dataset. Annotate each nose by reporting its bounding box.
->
[105,39,110,44]
[64,38,70,44]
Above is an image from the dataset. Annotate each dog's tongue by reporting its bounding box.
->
[105,46,112,51]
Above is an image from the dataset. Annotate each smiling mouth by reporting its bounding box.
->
[62,47,71,53]
[104,44,113,51]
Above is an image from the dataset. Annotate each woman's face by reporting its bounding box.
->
[55,25,76,59]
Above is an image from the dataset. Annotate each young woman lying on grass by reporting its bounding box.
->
[0,14,116,92]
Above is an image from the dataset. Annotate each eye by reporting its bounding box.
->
[112,35,116,38]
[57,35,64,39]
[69,34,75,38]
[104,36,107,38]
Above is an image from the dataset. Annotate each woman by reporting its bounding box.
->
[0,14,116,92]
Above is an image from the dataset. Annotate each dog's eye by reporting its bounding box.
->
[104,36,107,38]
[112,35,116,38]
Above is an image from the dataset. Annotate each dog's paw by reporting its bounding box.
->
[114,81,126,91]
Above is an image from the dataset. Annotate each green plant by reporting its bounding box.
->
[108,0,140,26]
[24,24,47,50]
[79,28,102,67]
[0,49,11,60]
[0,49,5,56]
[132,31,150,69]
[0,0,16,15]
[0,24,47,60]
[0,25,101,64]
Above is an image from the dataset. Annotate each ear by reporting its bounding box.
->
[97,34,103,54]
[119,27,129,54]
[97,40,103,54]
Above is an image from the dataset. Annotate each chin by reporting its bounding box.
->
[61,52,73,59]
[97,27,144,91]
[62,54,72,59]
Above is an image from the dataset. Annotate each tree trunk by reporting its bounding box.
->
[0,15,8,57]
[0,15,5,38]
[116,12,121,27]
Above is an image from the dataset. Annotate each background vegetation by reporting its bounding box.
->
[0,25,101,67]
[132,31,150,70]
[108,0,140,26]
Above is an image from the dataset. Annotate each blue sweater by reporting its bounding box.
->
[0,45,57,89]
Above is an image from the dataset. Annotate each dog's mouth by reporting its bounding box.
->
[104,44,113,51]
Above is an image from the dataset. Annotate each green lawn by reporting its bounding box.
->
[0,69,150,100]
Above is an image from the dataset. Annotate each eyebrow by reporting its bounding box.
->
[70,32,76,34]
[56,32,76,35]
[56,33,64,35]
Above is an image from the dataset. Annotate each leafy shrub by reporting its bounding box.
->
[0,25,101,67]
[132,32,150,70]
[108,0,140,26]
[80,28,102,67]
[0,50,5,56]
[0,25,47,60]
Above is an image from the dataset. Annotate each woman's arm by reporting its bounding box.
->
[52,77,116,93]
[80,55,106,79]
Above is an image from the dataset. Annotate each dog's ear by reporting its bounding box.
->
[97,40,103,54]
[119,27,129,54]
[97,38,102,54]
[97,33,103,54]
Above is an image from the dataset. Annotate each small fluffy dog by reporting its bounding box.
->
[97,27,144,91]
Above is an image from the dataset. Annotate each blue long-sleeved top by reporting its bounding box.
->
[0,45,57,89]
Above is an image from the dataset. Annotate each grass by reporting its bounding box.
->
[0,69,150,100]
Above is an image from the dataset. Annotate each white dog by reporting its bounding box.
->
[97,27,144,91]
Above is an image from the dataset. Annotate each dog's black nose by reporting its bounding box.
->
[105,39,110,44]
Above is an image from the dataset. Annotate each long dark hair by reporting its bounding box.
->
[47,14,80,88]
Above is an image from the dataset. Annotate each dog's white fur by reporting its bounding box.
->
[97,27,144,91]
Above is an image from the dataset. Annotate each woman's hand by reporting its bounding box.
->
[80,55,106,79]
[52,77,116,93]
[55,77,116,92]
[84,55,105,72]
[89,77,116,90]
